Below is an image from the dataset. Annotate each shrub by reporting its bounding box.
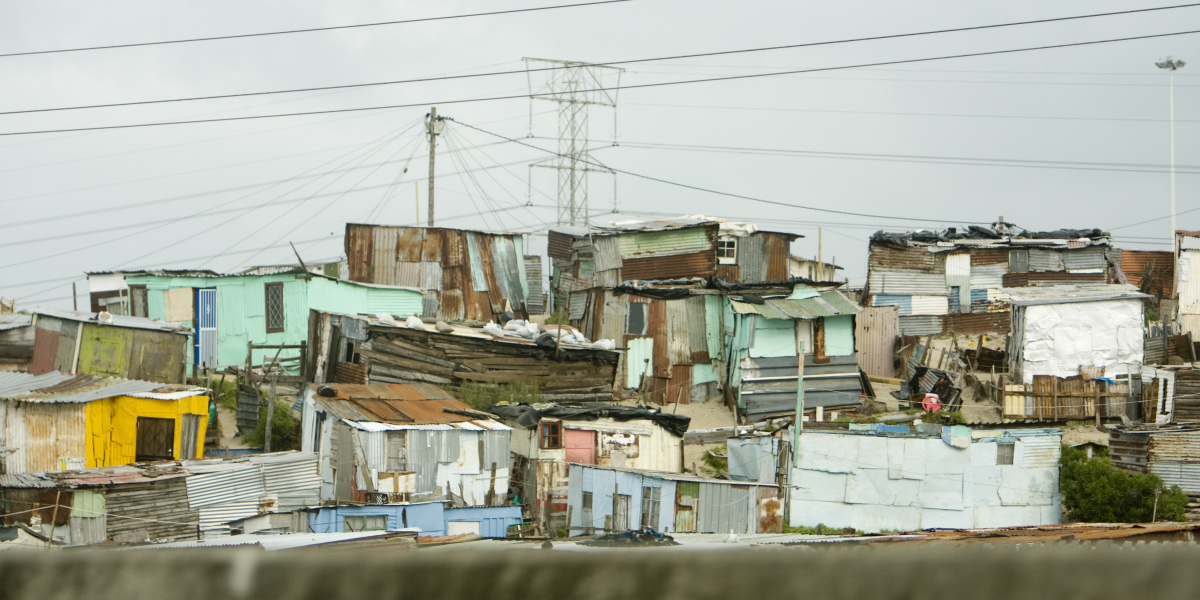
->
[243,400,302,451]
[461,381,543,412]
[1060,444,1187,522]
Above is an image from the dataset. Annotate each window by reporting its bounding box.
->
[129,285,149,318]
[626,302,648,335]
[343,515,387,532]
[640,486,661,529]
[540,422,563,449]
[717,236,737,265]
[385,431,406,471]
[135,417,176,462]
[264,282,285,332]
[1009,249,1029,273]
[997,442,1015,466]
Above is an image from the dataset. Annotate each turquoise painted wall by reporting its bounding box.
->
[126,274,421,368]
[750,315,796,358]
[824,315,855,356]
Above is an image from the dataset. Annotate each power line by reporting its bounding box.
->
[5,3,1198,117]
[1,28,1196,138]
[606,139,1200,175]
[451,118,986,224]
[0,1,634,58]
[626,102,1200,125]
[630,67,1200,89]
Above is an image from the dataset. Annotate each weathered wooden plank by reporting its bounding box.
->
[365,339,459,370]
[358,349,455,376]
[369,365,453,385]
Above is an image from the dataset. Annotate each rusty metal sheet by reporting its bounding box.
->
[685,296,708,361]
[856,305,898,378]
[761,233,790,282]
[442,266,465,291]
[28,325,61,376]
[868,271,950,296]
[396,228,424,262]
[1028,249,1065,272]
[622,252,716,281]
[568,291,588,321]
[942,311,1010,335]
[393,262,422,288]
[421,229,444,262]
[1122,250,1173,297]
[443,230,466,268]
[1025,271,1106,284]
[421,291,439,319]
[466,291,493,322]
[372,227,399,285]
[650,300,670,378]
[593,236,622,271]
[438,290,465,322]
[600,291,628,343]
[665,299,692,366]
[345,224,375,282]
[757,487,783,533]
[970,248,1010,265]
[421,262,443,291]
[869,245,945,274]
[667,363,691,404]
[716,264,740,282]
[547,230,574,260]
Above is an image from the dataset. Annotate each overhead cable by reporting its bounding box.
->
[3,28,1199,137]
[3,3,1197,116]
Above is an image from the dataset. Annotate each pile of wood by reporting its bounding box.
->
[1171,370,1200,422]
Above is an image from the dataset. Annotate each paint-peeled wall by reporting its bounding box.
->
[567,466,677,534]
[791,430,1061,533]
[85,395,209,467]
[1018,299,1143,383]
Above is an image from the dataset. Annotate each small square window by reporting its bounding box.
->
[540,422,563,449]
[1009,250,1029,274]
[265,282,285,333]
[717,237,737,265]
[343,515,387,532]
[996,442,1015,466]
[626,303,648,335]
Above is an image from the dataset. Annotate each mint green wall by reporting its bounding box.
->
[824,315,855,356]
[750,315,796,358]
[126,274,421,368]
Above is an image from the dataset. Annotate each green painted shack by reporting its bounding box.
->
[87,268,423,370]
[27,308,191,384]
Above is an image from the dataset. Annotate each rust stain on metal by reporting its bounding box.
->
[396,228,424,262]
[1122,250,1173,297]
[716,264,740,282]
[942,311,1010,335]
[439,290,465,321]
[547,230,574,260]
[761,233,790,282]
[869,245,945,274]
[622,252,716,281]
[970,248,1010,265]
[649,299,670,381]
[345,224,375,283]
[422,229,444,263]
[757,487,783,533]
[28,327,61,375]
[443,230,466,267]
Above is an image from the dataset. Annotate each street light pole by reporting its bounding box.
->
[1157,56,1186,249]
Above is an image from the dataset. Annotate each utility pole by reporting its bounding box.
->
[818,228,823,280]
[1157,57,1186,249]
[426,107,443,227]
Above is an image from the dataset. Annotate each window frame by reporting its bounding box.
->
[264,282,286,333]
[626,302,649,335]
[640,486,661,529]
[128,285,149,318]
[716,236,737,265]
[1009,249,1029,273]
[996,442,1015,466]
[540,421,563,450]
[343,515,388,532]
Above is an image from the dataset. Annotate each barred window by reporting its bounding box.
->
[997,442,1015,465]
[265,283,285,333]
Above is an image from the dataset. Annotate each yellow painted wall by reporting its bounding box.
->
[85,395,209,467]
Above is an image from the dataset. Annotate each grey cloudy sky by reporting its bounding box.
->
[0,0,1196,309]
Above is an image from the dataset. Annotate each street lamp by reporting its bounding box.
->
[1157,56,1185,248]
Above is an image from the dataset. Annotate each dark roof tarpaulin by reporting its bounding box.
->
[489,403,692,437]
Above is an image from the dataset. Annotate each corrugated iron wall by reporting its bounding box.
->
[869,245,944,273]
[856,306,898,377]
[1028,249,1065,272]
[898,315,943,336]
[665,300,692,366]
[736,235,767,283]
[1149,432,1200,494]
[697,482,754,534]
[868,272,949,296]
[617,227,714,258]
[622,253,715,281]
[1122,250,1174,297]
[1063,247,1107,271]
[760,234,790,282]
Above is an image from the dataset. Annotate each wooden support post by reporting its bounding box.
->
[1095,388,1102,428]
[567,505,574,538]
[1053,378,1058,421]
[612,482,619,533]
[46,490,61,549]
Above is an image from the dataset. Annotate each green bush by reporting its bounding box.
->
[461,381,543,412]
[1060,444,1187,522]
[243,401,302,451]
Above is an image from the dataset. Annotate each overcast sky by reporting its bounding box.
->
[1,0,1196,309]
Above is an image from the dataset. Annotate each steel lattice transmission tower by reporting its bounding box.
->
[524,58,622,226]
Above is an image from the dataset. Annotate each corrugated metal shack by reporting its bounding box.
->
[182,452,322,536]
[343,224,533,322]
[0,371,209,474]
[0,463,198,545]
[308,502,522,538]
[90,267,423,370]
[0,315,34,373]
[1109,424,1200,519]
[566,464,781,535]
[24,308,190,384]
[300,383,512,507]
[866,227,1120,342]
[1122,250,1173,298]
[791,425,1062,533]
[1005,285,1148,384]
[306,310,619,404]
[491,403,690,535]
[728,287,865,421]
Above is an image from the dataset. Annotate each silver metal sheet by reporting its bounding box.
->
[868,271,949,296]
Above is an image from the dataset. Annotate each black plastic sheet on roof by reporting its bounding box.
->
[489,403,691,438]
[870,225,1108,247]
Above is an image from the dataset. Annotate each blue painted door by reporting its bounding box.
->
[194,288,217,367]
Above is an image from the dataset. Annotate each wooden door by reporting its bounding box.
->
[674,481,698,532]
[564,429,596,464]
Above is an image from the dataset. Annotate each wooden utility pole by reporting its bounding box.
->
[415,182,420,226]
[427,107,441,226]
[818,227,823,279]
[71,283,77,311]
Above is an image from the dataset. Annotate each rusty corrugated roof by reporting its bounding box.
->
[310,383,478,425]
